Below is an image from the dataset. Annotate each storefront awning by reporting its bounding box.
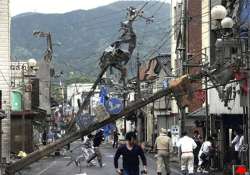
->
[187,107,206,118]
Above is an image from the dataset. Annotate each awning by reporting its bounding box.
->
[187,107,206,118]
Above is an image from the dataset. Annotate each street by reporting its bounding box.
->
[19,141,182,175]
[1,0,250,175]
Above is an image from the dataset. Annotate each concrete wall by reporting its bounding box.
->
[36,61,51,115]
[0,0,11,162]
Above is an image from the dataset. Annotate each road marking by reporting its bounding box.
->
[75,173,87,175]
[170,168,183,175]
[36,161,57,175]
[105,154,114,158]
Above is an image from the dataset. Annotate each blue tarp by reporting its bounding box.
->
[99,86,109,105]
[99,86,115,136]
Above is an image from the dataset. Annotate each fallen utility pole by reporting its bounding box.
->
[66,3,151,133]
[5,87,172,175]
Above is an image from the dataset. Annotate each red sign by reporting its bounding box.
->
[234,165,247,175]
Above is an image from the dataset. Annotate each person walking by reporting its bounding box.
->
[114,131,147,175]
[197,137,213,173]
[113,129,120,149]
[193,130,202,170]
[232,129,244,164]
[177,131,197,175]
[167,129,172,138]
[42,130,47,146]
[154,128,172,175]
[87,129,105,167]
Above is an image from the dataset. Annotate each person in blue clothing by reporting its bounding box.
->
[114,131,147,175]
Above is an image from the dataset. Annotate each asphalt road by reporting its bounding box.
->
[19,141,183,175]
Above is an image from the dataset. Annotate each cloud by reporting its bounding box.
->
[10,0,118,16]
[10,0,170,16]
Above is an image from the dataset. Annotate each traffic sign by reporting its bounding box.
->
[105,97,123,115]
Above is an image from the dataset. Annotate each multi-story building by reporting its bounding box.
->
[137,54,172,146]
[171,0,245,169]
[171,0,203,135]
[0,0,11,163]
[201,0,244,169]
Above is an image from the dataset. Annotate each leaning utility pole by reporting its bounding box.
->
[179,0,187,135]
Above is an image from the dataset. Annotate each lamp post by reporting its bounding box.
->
[211,4,248,169]
[211,5,227,21]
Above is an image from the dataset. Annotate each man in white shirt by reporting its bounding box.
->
[232,129,244,164]
[177,131,197,175]
[198,137,213,173]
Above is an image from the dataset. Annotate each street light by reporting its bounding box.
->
[221,17,234,29]
[27,58,39,75]
[28,58,37,68]
[215,38,223,48]
[211,5,227,21]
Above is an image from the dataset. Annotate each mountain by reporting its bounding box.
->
[11,1,171,78]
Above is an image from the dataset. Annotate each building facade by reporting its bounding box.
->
[67,83,100,114]
[201,0,245,169]
[171,0,203,136]
[0,0,11,163]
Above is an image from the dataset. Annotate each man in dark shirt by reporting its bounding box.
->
[42,130,47,145]
[114,132,147,175]
[87,129,105,167]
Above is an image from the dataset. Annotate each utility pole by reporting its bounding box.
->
[247,28,250,171]
[136,53,142,142]
[179,0,187,135]
[123,82,127,135]
[21,66,25,152]
[205,48,209,140]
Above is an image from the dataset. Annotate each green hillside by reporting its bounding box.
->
[11,1,171,78]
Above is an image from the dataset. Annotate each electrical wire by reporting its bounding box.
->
[78,3,211,34]
[54,2,213,81]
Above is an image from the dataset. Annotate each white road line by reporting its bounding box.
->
[170,168,183,175]
[105,154,114,158]
[36,161,57,175]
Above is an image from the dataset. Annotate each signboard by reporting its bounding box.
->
[75,113,96,129]
[99,86,109,105]
[105,97,123,115]
[10,62,29,88]
[10,62,29,76]
[171,125,180,135]
[163,79,169,89]
[233,165,248,175]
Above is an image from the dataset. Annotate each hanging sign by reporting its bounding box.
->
[105,97,123,115]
